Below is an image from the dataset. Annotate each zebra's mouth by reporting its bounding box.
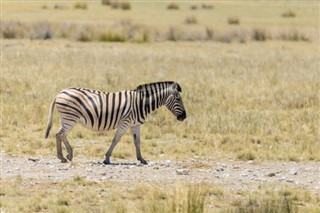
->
[177,112,186,121]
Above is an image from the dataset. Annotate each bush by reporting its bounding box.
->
[101,0,111,5]
[74,2,88,10]
[167,3,179,10]
[202,4,213,9]
[111,1,131,10]
[282,10,296,18]
[99,33,126,42]
[185,16,198,25]
[228,17,240,25]
[190,5,197,10]
[251,28,268,41]
[121,2,131,10]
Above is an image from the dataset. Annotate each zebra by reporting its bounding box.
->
[45,81,186,165]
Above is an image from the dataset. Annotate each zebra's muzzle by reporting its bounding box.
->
[177,111,186,121]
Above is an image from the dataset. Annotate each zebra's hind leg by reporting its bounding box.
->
[62,135,73,161]
[56,132,67,163]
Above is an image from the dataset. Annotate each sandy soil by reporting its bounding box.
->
[1,153,319,194]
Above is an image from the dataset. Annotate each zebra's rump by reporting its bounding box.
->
[55,88,133,131]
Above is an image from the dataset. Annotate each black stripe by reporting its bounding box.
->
[103,93,109,130]
[113,92,122,129]
[56,102,87,125]
[145,89,150,114]
[108,93,116,130]
[61,111,80,120]
[121,91,130,119]
[151,85,156,111]
[97,92,103,130]
[62,91,94,127]
[71,88,99,118]
[63,117,78,123]
[139,93,145,121]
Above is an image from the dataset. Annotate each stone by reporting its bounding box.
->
[176,169,190,175]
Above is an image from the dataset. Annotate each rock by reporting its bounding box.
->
[289,168,298,175]
[176,169,190,175]
[267,172,276,177]
[216,167,224,172]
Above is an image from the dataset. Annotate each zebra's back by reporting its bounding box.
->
[55,88,133,131]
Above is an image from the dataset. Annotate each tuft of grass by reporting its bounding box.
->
[110,1,131,10]
[229,195,297,213]
[74,2,88,10]
[202,4,213,10]
[251,28,268,41]
[190,5,197,10]
[185,16,198,25]
[101,0,111,6]
[167,3,179,10]
[228,17,240,25]
[282,10,296,18]
[237,151,256,161]
[99,32,126,42]
[120,2,131,10]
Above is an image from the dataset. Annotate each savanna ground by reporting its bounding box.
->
[1,1,320,212]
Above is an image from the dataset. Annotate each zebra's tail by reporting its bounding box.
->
[45,99,56,139]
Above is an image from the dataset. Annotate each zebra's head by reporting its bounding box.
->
[165,82,186,121]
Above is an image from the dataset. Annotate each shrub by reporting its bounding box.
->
[190,5,197,10]
[74,2,88,10]
[99,33,126,42]
[101,0,111,5]
[77,26,95,42]
[167,27,180,41]
[279,30,309,42]
[205,27,214,40]
[282,10,296,18]
[230,196,297,213]
[228,17,240,25]
[121,2,131,10]
[251,28,268,41]
[167,3,179,10]
[185,16,198,25]
[110,1,131,10]
[202,4,213,9]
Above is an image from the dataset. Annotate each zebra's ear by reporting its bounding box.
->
[172,82,182,92]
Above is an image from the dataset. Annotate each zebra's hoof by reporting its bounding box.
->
[61,158,68,163]
[140,159,148,165]
[103,159,111,165]
[66,154,73,161]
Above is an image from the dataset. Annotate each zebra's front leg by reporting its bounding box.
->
[131,125,147,165]
[56,133,67,163]
[103,125,128,165]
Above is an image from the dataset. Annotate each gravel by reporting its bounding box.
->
[1,153,319,194]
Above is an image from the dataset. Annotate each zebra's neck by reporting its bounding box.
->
[135,83,171,121]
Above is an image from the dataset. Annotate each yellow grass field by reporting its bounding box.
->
[1,1,320,212]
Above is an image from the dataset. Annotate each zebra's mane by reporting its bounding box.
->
[135,81,181,93]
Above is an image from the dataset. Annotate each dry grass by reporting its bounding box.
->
[1,177,319,212]
[1,40,319,162]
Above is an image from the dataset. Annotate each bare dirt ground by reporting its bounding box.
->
[1,153,319,195]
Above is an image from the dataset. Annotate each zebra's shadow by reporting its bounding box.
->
[90,161,143,166]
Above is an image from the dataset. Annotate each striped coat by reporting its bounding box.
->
[45,81,186,165]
